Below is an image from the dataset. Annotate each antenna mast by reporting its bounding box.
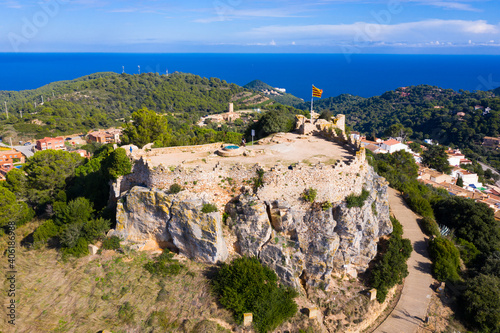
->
[138,65,140,74]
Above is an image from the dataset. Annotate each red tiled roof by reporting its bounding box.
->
[382,139,401,146]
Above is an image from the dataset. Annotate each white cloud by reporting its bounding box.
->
[245,19,500,44]
[194,7,307,23]
[0,0,23,9]
[415,1,482,12]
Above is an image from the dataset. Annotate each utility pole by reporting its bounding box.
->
[4,101,8,119]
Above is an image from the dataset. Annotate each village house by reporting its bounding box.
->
[446,149,472,166]
[419,167,453,184]
[379,139,409,154]
[0,149,25,169]
[482,136,500,148]
[36,137,65,151]
[451,167,482,188]
[87,129,122,144]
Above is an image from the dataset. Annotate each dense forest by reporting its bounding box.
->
[292,85,500,167]
[0,72,274,143]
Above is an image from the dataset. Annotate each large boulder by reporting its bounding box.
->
[114,186,173,247]
[169,193,228,263]
[227,194,273,257]
[112,186,228,263]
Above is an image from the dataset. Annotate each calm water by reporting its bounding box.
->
[0,53,499,98]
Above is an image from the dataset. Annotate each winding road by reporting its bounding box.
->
[374,188,433,333]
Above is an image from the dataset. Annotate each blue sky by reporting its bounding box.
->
[1,0,499,53]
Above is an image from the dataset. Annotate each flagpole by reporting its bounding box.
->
[310,84,314,120]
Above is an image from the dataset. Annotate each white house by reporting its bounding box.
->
[380,139,409,154]
[446,149,472,166]
[452,167,482,188]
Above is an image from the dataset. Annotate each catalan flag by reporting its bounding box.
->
[312,85,323,98]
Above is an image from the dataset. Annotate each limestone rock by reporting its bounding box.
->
[113,186,173,247]
[111,186,228,264]
[227,194,272,257]
[169,193,228,263]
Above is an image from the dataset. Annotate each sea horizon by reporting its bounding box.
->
[1,53,499,99]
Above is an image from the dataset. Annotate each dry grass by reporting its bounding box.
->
[0,223,234,333]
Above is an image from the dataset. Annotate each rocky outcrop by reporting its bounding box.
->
[169,196,228,263]
[112,165,392,290]
[226,166,391,289]
[112,186,228,263]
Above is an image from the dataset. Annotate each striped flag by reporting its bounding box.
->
[312,85,323,98]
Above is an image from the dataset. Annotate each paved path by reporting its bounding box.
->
[374,188,433,333]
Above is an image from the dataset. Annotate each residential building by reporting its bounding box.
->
[451,167,481,188]
[87,129,122,144]
[380,139,409,154]
[419,168,453,184]
[0,149,25,168]
[482,136,500,148]
[36,137,65,151]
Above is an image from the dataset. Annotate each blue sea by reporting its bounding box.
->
[0,53,499,99]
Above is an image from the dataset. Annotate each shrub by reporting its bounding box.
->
[428,237,460,282]
[302,188,318,203]
[102,236,121,250]
[456,238,480,266]
[118,301,136,324]
[83,217,111,242]
[169,183,182,194]
[144,250,185,277]
[420,217,440,236]
[201,203,218,213]
[60,223,84,248]
[213,257,298,333]
[33,220,59,244]
[406,193,434,218]
[253,169,265,192]
[371,202,378,216]
[346,189,370,208]
[371,217,412,302]
[61,237,89,257]
[322,201,332,211]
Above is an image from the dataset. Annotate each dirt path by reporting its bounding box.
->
[374,188,433,333]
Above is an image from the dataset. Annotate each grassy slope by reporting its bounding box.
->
[0,223,234,333]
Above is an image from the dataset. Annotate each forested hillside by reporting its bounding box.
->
[294,85,500,168]
[244,79,304,107]
[0,72,271,141]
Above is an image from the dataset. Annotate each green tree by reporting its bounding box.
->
[53,197,94,227]
[384,123,413,142]
[428,237,460,282]
[122,108,171,148]
[0,187,34,228]
[462,274,500,332]
[104,147,132,179]
[23,150,84,207]
[433,197,500,255]
[456,176,464,187]
[249,109,294,139]
[213,257,298,333]
[422,145,451,174]
[83,217,111,242]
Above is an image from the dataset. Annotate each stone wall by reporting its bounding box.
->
[115,143,368,211]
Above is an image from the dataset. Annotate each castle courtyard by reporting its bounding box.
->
[144,132,354,170]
